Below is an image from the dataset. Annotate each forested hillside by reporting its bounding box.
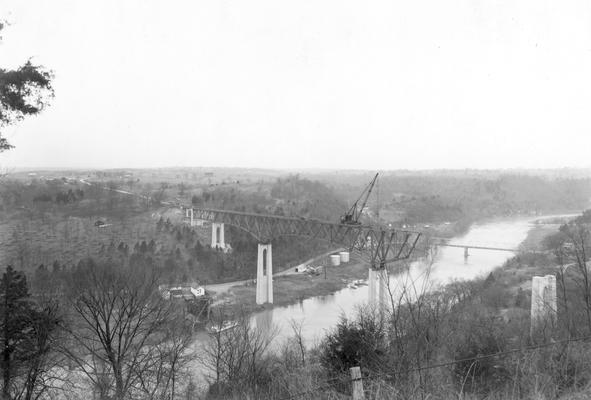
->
[2,169,590,286]
[311,171,591,227]
[0,173,342,284]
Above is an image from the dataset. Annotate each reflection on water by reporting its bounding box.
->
[255,308,273,331]
[251,217,551,346]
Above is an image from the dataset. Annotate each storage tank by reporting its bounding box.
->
[339,251,350,263]
[330,254,341,266]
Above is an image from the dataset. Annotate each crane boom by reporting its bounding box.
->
[340,173,379,224]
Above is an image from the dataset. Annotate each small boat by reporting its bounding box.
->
[347,283,358,289]
[207,320,239,334]
[353,279,367,286]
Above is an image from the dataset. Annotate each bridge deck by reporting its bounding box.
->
[436,243,517,252]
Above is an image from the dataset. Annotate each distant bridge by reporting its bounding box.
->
[438,243,517,252]
[431,237,518,257]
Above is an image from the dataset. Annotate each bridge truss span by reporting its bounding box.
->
[189,207,422,268]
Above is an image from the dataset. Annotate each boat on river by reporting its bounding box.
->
[207,320,239,334]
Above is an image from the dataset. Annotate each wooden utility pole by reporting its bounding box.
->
[350,366,364,400]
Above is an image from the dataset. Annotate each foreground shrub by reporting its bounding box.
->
[320,308,386,375]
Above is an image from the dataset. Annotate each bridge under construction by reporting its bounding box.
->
[186,206,422,306]
[184,207,523,308]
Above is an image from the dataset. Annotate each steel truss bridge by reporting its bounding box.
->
[189,207,423,269]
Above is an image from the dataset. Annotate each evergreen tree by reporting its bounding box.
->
[0,22,54,152]
[0,266,31,395]
[0,266,59,399]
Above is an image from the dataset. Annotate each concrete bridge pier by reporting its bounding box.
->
[368,266,388,310]
[211,222,225,249]
[188,208,194,226]
[256,243,273,304]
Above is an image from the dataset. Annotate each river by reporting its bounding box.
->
[250,215,574,347]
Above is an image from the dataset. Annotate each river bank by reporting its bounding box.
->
[211,259,368,316]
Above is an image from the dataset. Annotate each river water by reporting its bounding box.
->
[191,214,575,386]
[250,215,572,347]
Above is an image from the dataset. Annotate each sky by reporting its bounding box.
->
[1,0,590,170]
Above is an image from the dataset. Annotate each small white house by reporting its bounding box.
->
[160,285,205,301]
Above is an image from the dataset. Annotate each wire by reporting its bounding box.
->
[402,334,591,375]
[278,334,591,399]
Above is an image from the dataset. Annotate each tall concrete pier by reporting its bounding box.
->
[256,243,273,304]
[211,222,225,249]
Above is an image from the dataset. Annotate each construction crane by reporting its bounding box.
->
[340,173,379,225]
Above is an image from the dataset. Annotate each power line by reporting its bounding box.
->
[278,334,591,400]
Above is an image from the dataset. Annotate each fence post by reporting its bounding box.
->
[350,366,364,400]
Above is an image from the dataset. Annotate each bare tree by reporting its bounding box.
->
[203,309,277,398]
[382,243,456,398]
[63,260,192,400]
[134,310,194,400]
[288,319,306,367]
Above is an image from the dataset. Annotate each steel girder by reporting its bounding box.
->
[190,207,421,269]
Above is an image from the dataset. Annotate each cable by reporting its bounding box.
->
[402,333,591,375]
[278,334,591,399]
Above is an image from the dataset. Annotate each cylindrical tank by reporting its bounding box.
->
[330,254,341,266]
[339,251,350,263]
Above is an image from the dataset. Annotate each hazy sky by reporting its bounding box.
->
[1,0,590,170]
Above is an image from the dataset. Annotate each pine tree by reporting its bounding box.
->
[0,267,32,397]
[0,22,54,152]
[0,267,60,399]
